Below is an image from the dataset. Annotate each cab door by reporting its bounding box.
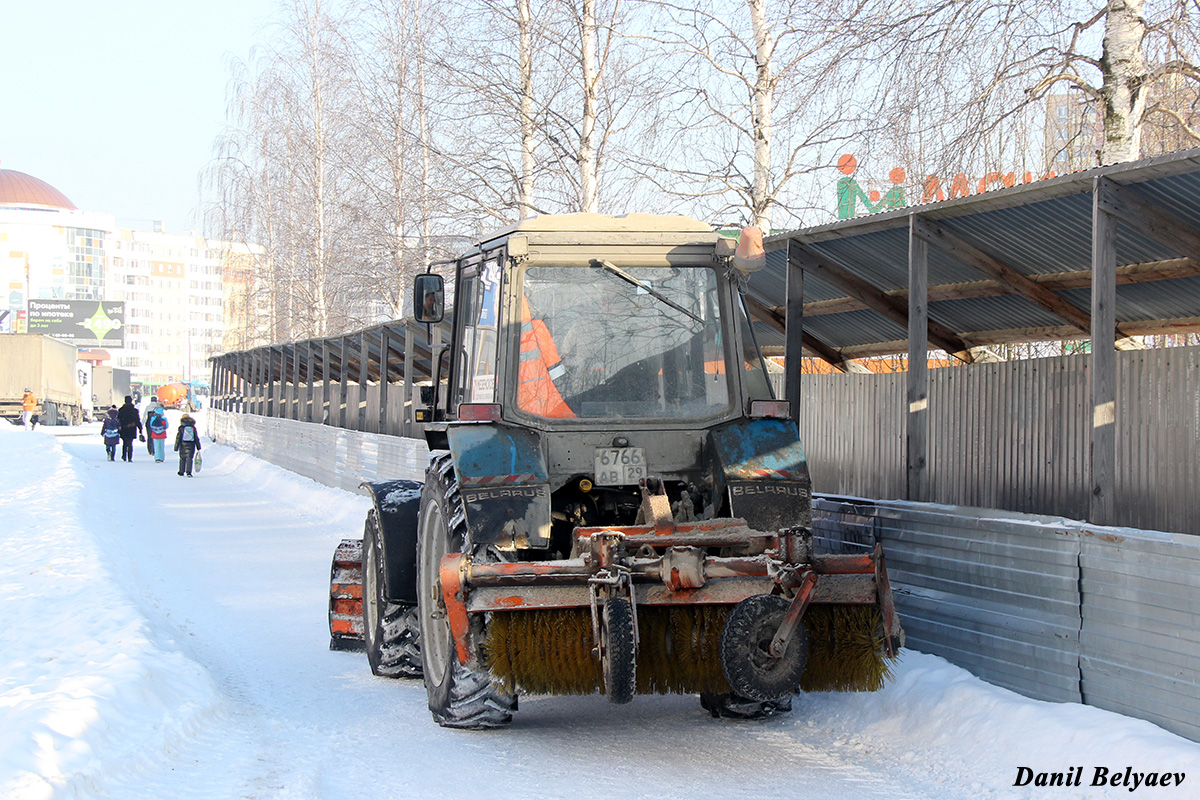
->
[449,255,502,414]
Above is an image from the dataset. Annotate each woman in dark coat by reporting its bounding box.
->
[174,414,202,476]
[116,396,143,462]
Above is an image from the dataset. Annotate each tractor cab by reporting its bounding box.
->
[416,214,797,554]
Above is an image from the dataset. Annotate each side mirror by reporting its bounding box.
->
[414,273,445,323]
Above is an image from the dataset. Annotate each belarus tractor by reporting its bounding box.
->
[328,213,903,728]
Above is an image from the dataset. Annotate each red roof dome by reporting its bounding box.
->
[0,169,77,211]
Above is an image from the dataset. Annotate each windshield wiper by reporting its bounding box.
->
[591,259,703,325]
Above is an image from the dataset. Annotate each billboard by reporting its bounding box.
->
[27,299,125,348]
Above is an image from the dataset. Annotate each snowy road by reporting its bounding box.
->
[4,418,1200,799]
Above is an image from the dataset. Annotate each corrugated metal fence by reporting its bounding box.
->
[814,496,1200,742]
[792,346,1200,535]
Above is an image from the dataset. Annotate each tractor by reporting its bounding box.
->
[328,213,903,728]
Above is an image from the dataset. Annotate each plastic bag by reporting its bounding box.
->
[194,451,203,473]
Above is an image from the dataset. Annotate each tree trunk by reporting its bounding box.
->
[748,0,773,229]
[518,0,536,217]
[579,0,599,213]
[1100,0,1147,164]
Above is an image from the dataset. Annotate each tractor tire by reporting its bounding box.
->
[418,454,516,728]
[363,509,422,678]
[601,597,637,705]
[720,594,808,702]
[699,692,793,720]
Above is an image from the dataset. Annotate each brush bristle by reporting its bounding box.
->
[800,605,895,692]
[483,602,896,697]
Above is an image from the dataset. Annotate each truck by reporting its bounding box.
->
[0,334,88,425]
[327,213,903,728]
[91,365,132,411]
[155,381,197,411]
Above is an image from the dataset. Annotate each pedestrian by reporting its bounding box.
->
[21,388,37,430]
[117,395,143,462]
[146,403,169,462]
[143,401,157,455]
[100,406,121,461]
[174,413,202,477]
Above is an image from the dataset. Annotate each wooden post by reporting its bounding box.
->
[907,215,930,502]
[379,329,391,435]
[358,333,370,431]
[268,347,278,417]
[322,340,332,424]
[403,322,415,437]
[306,343,316,423]
[784,239,805,429]
[243,353,251,414]
[251,351,261,415]
[339,336,350,428]
[290,345,300,419]
[1090,178,1118,525]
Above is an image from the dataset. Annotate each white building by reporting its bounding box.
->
[1,168,235,391]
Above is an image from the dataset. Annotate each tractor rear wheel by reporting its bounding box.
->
[720,594,808,702]
[363,509,422,678]
[417,455,516,728]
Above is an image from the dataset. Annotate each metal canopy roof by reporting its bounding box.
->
[212,318,450,386]
[757,146,1200,370]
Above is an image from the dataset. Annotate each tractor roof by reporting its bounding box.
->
[479,213,715,249]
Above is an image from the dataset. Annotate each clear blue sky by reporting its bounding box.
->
[1,1,280,235]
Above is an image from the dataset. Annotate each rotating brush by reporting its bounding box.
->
[484,602,895,697]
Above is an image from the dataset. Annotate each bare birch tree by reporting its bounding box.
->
[631,0,891,230]
[895,0,1200,167]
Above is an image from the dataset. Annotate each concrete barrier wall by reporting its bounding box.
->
[208,408,429,493]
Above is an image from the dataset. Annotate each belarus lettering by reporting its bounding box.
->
[463,486,545,503]
[730,483,809,498]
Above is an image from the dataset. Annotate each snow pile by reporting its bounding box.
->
[0,426,225,799]
[792,651,1200,797]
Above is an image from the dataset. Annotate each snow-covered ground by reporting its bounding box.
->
[3,413,1199,800]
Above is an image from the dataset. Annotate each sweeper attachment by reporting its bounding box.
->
[326,213,904,728]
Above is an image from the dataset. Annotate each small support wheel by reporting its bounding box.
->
[601,596,637,704]
[720,594,808,702]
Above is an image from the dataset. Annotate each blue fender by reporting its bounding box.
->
[446,423,552,549]
[711,418,812,531]
[360,479,424,604]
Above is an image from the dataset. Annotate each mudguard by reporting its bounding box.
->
[711,418,812,531]
[359,479,424,604]
[446,423,551,549]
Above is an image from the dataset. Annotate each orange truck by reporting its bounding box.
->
[156,381,196,411]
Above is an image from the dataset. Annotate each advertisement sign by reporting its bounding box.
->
[27,299,125,347]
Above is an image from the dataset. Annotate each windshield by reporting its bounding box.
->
[517,264,731,420]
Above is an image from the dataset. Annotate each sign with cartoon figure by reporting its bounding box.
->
[27,299,125,347]
[836,153,1057,219]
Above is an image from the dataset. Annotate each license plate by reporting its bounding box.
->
[594,447,647,486]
